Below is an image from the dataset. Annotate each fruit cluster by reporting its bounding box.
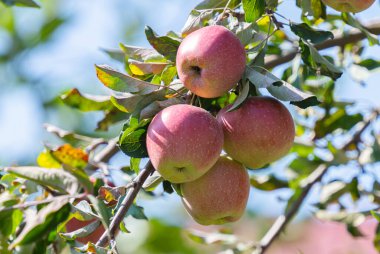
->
[146,25,295,225]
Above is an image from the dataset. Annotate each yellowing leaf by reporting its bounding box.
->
[36,150,61,169]
[52,144,88,170]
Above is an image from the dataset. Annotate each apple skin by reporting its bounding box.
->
[217,96,295,169]
[176,25,246,98]
[322,0,375,13]
[181,156,250,225]
[146,104,224,183]
[65,217,106,244]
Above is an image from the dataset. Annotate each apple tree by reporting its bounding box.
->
[1,0,380,253]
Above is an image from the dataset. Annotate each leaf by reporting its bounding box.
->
[96,108,129,131]
[110,88,167,114]
[60,88,113,112]
[128,59,168,75]
[10,198,71,248]
[265,0,278,9]
[232,21,256,46]
[227,80,250,112]
[87,195,111,228]
[95,64,158,95]
[290,23,333,44]
[371,211,380,222]
[319,181,346,204]
[36,149,61,169]
[181,9,213,36]
[357,59,380,71]
[140,98,183,120]
[161,66,177,86]
[119,44,165,62]
[371,135,380,162]
[4,167,80,195]
[130,157,141,174]
[246,66,320,108]
[299,40,343,80]
[119,117,150,158]
[51,144,88,170]
[142,171,164,191]
[296,0,325,19]
[243,0,265,23]
[144,26,181,62]
[126,204,148,220]
[342,13,379,46]
[60,220,101,240]
[314,108,363,139]
[195,0,241,10]
[187,229,237,245]
[100,48,125,62]
[71,200,97,221]
[0,194,23,236]
[97,186,128,206]
[1,0,39,7]
[250,174,288,191]
[75,242,109,254]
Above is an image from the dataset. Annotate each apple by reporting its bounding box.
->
[322,0,375,13]
[217,96,295,169]
[176,25,246,98]
[65,217,106,244]
[146,104,223,183]
[181,156,250,225]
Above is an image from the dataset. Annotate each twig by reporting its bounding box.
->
[0,193,86,212]
[264,21,380,69]
[255,110,379,254]
[96,161,155,247]
[256,164,328,254]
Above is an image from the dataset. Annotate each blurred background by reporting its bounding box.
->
[1,0,380,253]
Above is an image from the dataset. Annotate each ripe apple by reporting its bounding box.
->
[176,25,246,98]
[146,104,223,183]
[181,156,250,225]
[217,96,295,169]
[322,0,375,13]
[65,217,106,244]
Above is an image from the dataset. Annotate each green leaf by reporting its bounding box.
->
[372,211,380,222]
[110,88,167,114]
[75,242,109,254]
[119,117,150,158]
[227,80,250,112]
[60,220,101,240]
[101,48,125,62]
[126,204,148,220]
[71,200,97,221]
[61,88,113,112]
[342,13,379,46]
[243,0,265,23]
[195,0,241,10]
[161,66,177,86]
[250,174,288,191]
[10,198,71,248]
[95,64,158,94]
[371,135,380,162]
[357,59,380,71]
[314,108,363,139]
[296,0,325,19]
[181,9,213,36]
[299,40,343,80]
[87,195,111,228]
[265,0,277,9]
[96,108,129,131]
[4,167,80,195]
[142,171,164,191]
[319,181,346,204]
[144,26,181,62]
[0,194,23,236]
[1,0,39,8]
[290,23,333,44]
[119,44,165,62]
[246,66,320,108]
[128,59,168,75]
[130,157,141,174]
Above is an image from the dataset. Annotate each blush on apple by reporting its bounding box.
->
[181,156,250,225]
[176,25,246,98]
[217,96,295,169]
[146,104,224,183]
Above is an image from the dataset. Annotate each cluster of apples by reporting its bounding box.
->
[146,25,295,225]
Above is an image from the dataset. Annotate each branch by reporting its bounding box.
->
[96,161,155,247]
[264,21,380,69]
[256,164,328,254]
[256,111,379,254]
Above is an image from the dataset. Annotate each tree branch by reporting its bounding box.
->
[256,111,378,254]
[264,21,380,69]
[96,161,155,247]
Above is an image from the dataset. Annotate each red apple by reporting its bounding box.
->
[146,104,223,183]
[181,156,250,225]
[217,96,295,169]
[322,0,375,13]
[176,25,246,98]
